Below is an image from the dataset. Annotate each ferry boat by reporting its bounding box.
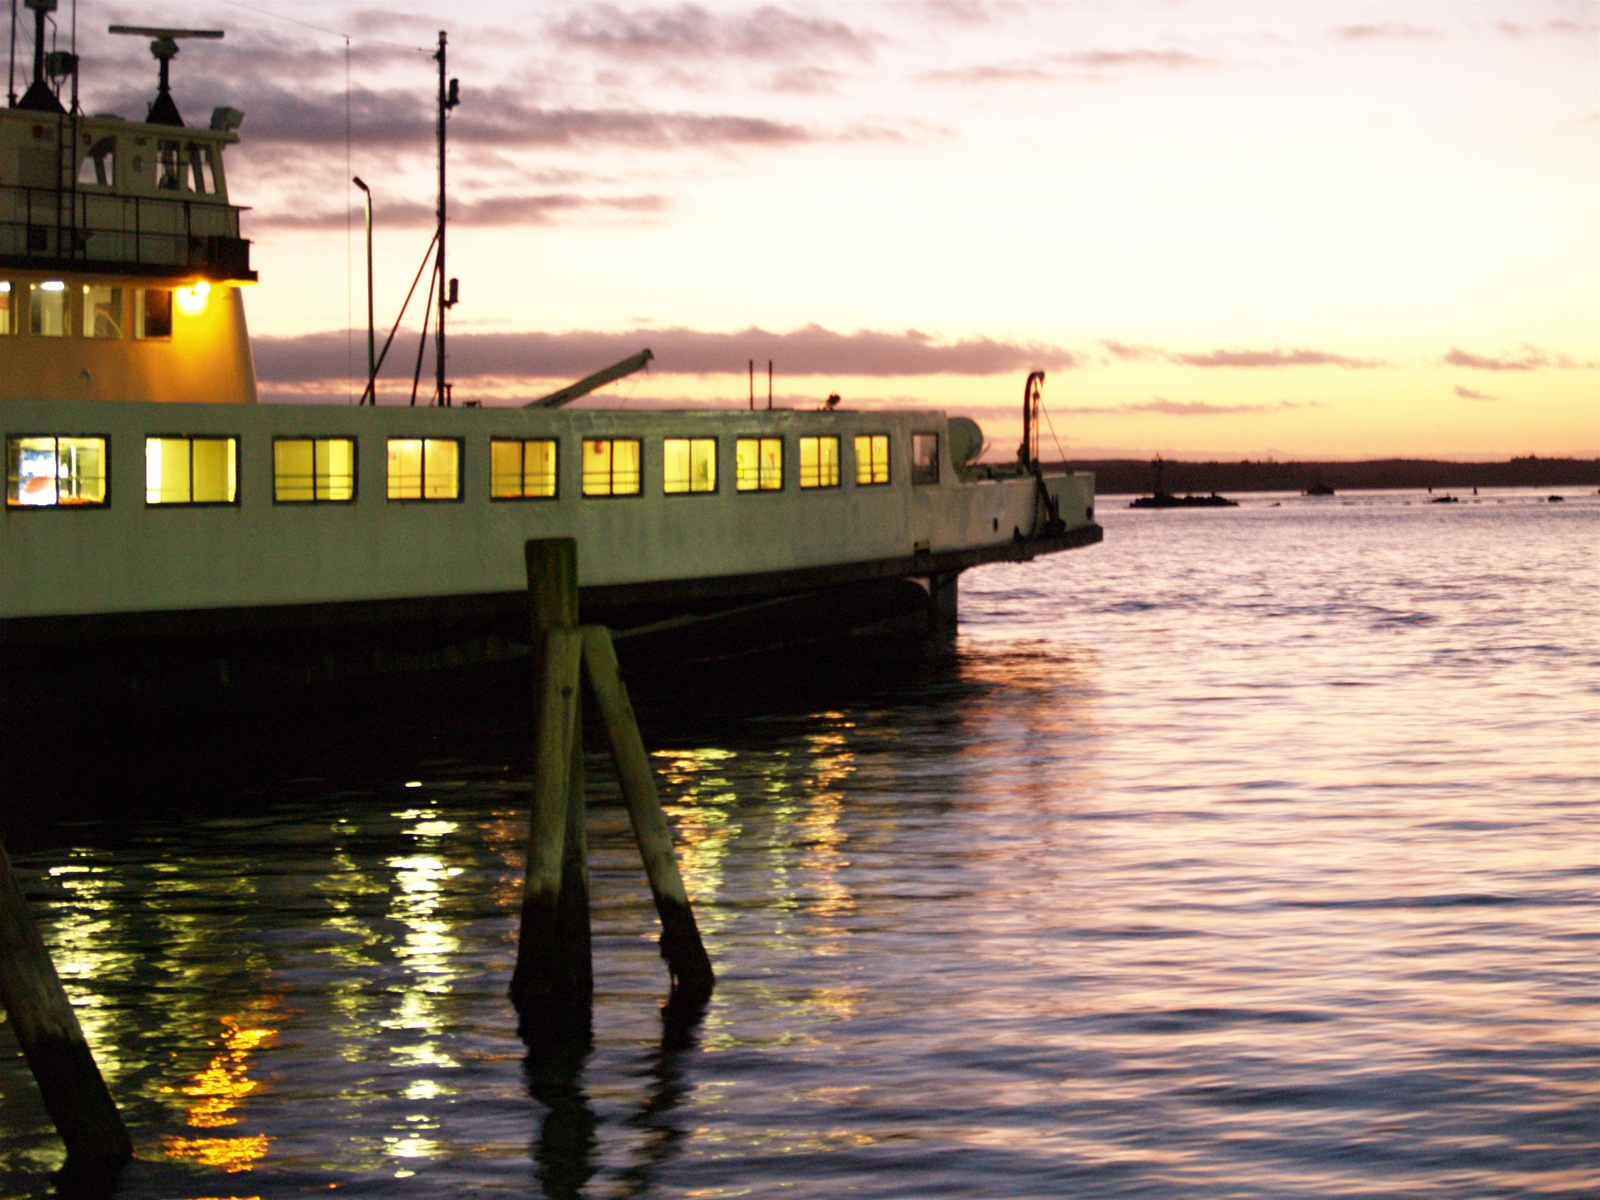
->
[0,5,1100,709]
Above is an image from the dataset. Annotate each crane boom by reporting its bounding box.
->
[526,349,654,409]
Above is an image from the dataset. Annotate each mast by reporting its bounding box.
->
[432,31,458,406]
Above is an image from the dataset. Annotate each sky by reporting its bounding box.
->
[55,1,1600,460]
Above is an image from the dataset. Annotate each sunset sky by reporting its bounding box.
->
[69,1,1599,460]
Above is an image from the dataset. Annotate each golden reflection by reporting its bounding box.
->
[655,720,863,988]
[160,1003,280,1175]
[797,725,857,956]
[161,1133,269,1174]
[164,1016,276,1127]
[654,748,741,933]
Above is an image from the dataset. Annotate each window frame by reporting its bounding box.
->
[386,437,463,503]
[133,288,173,340]
[272,436,358,505]
[77,135,116,188]
[489,437,559,501]
[0,281,15,336]
[81,283,125,340]
[735,436,784,493]
[662,436,719,496]
[854,433,891,487]
[29,280,69,338]
[798,434,841,490]
[5,433,111,509]
[144,434,240,507]
[911,432,941,486]
[580,437,643,498]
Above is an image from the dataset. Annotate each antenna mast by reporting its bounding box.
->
[9,0,18,107]
[433,31,459,406]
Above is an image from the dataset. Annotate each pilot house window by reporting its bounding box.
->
[799,435,840,489]
[275,438,355,502]
[134,289,172,340]
[82,285,123,339]
[491,438,557,499]
[6,436,108,507]
[77,136,116,187]
[387,438,460,500]
[29,282,67,337]
[663,437,717,494]
[146,436,238,505]
[581,438,641,496]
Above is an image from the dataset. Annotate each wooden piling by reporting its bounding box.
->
[511,535,592,1016]
[579,624,715,1003]
[0,843,132,1178]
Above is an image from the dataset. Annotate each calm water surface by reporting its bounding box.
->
[2,490,1596,1198]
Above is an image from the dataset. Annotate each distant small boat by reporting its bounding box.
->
[1129,457,1237,508]
[1548,495,1565,503]
[1430,495,1460,504]
[1129,491,1239,509]
[1303,483,1335,497]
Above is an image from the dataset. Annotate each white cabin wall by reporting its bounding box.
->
[2,399,1093,621]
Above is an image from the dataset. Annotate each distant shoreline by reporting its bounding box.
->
[1047,457,1599,496]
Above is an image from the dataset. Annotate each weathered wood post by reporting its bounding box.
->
[0,842,133,1180]
[511,538,593,1017]
[579,625,715,1004]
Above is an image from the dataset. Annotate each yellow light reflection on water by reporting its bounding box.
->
[654,747,740,933]
[160,1005,280,1174]
[160,1133,269,1174]
[44,857,136,1080]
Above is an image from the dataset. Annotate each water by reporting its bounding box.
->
[3,489,1596,1199]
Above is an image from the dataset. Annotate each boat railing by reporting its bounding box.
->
[0,182,253,279]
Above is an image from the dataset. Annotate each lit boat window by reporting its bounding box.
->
[387,438,460,501]
[0,282,13,335]
[799,435,840,489]
[736,437,783,492]
[6,435,109,507]
[581,438,641,496]
[490,438,557,499]
[146,436,238,505]
[664,437,717,494]
[854,434,890,486]
[82,285,124,339]
[275,438,355,503]
[29,281,68,337]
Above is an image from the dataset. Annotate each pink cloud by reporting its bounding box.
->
[1102,340,1383,369]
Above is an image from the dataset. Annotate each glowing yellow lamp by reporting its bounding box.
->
[175,281,211,315]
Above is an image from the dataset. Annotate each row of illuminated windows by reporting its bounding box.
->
[5,432,941,509]
[0,281,187,340]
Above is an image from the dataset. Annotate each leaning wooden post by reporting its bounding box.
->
[579,624,715,1003]
[511,538,593,1016]
[0,843,133,1179]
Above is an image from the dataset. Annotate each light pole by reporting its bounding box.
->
[353,176,375,405]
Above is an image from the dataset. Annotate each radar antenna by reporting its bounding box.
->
[108,22,222,127]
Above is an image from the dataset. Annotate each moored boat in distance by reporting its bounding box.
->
[1,7,1100,708]
[1127,457,1238,508]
